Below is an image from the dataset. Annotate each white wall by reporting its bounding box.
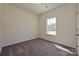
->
[0,4,2,53]
[39,4,76,48]
[2,4,39,47]
[0,4,77,49]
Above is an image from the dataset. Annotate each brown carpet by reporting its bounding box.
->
[0,38,77,56]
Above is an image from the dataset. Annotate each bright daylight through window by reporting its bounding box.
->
[46,17,56,35]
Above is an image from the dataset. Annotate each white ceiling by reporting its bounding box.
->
[9,3,63,15]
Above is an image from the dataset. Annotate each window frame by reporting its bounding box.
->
[46,17,56,36]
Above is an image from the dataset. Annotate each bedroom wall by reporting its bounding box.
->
[1,4,39,47]
[78,4,79,14]
[0,4,2,53]
[78,4,79,13]
[39,4,76,48]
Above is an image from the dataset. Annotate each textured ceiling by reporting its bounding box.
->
[9,3,63,15]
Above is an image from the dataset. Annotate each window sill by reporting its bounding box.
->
[46,33,56,36]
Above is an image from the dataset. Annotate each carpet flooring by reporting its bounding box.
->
[0,38,77,56]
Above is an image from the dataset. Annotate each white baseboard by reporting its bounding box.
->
[2,37,38,47]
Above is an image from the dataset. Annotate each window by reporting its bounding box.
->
[46,17,56,35]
